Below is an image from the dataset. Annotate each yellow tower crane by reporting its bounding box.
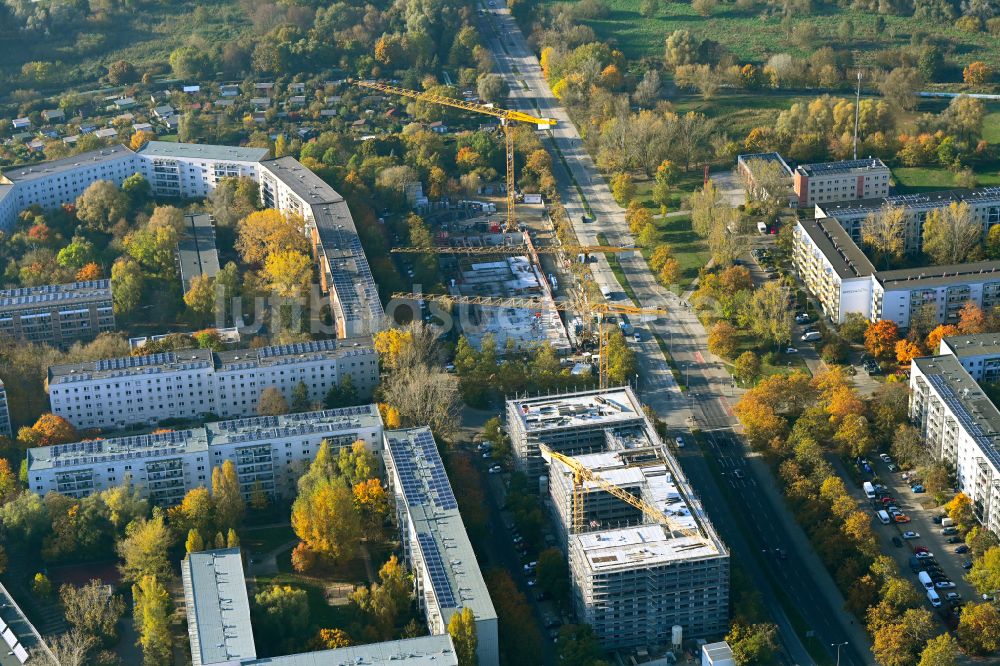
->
[390,244,628,256]
[355,80,556,233]
[392,292,665,389]
[539,444,704,540]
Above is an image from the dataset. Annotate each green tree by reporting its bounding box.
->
[555,624,608,665]
[291,381,311,412]
[185,528,204,553]
[107,60,137,85]
[604,330,637,386]
[957,602,1000,654]
[253,585,310,648]
[76,181,129,231]
[291,475,361,562]
[169,46,213,79]
[610,172,635,205]
[986,224,1000,259]
[110,258,143,315]
[733,351,760,386]
[725,622,778,665]
[923,202,981,265]
[183,275,216,319]
[536,547,570,603]
[918,633,959,666]
[477,74,509,104]
[324,374,359,408]
[133,576,172,666]
[32,572,52,598]
[448,607,478,666]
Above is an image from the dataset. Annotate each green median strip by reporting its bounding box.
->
[692,432,834,666]
[653,334,686,391]
[596,233,639,306]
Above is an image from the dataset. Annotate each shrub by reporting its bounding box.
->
[955,15,984,32]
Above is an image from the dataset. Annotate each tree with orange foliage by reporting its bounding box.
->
[958,301,988,334]
[312,628,352,650]
[926,324,961,353]
[864,320,900,360]
[826,385,864,423]
[734,395,788,451]
[964,61,992,86]
[895,339,923,364]
[29,414,77,446]
[75,262,102,281]
[600,64,623,89]
[0,459,18,504]
[129,131,156,151]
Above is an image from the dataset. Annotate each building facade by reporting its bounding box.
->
[910,356,1000,536]
[0,280,115,346]
[940,333,1000,384]
[383,428,499,666]
[816,187,1000,254]
[48,338,378,430]
[793,158,890,208]
[27,405,384,505]
[0,379,11,438]
[736,152,796,207]
[792,218,1000,328]
[0,143,386,338]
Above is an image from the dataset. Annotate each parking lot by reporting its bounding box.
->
[856,454,976,623]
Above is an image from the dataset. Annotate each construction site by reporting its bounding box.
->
[506,388,730,654]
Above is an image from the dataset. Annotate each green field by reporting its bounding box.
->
[639,213,711,288]
[544,0,1000,69]
[894,166,1000,192]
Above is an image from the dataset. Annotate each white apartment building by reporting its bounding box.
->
[135,141,268,199]
[534,390,729,650]
[383,428,499,666]
[792,218,1000,328]
[793,158,890,208]
[940,333,1000,384]
[0,280,115,346]
[48,338,378,430]
[816,187,1000,254]
[0,143,386,338]
[26,405,384,505]
[910,356,1000,536]
[0,380,11,438]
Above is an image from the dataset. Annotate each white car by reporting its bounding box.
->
[785,347,798,354]
[488,465,503,474]
[915,551,934,559]
[902,531,920,539]
[674,436,685,448]
[879,453,892,463]
[935,581,956,589]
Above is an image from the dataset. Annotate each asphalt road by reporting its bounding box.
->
[477,4,875,663]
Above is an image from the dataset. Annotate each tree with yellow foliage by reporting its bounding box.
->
[373,328,415,370]
[236,210,308,265]
[263,250,312,297]
[130,131,156,151]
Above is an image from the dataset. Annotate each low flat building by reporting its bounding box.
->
[0,579,54,665]
[0,280,115,346]
[383,427,498,666]
[940,333,1000,383]
[702,642,735,666]
[910,355,1000,535]
[794,157,890,208]
[537,390,729,650]
[177,213,221,291]
[792,218,1000,328]
[48,338,378,430]
[816,186,1000,254]
[27,405,384,505]
[736,152,795,207]
[505,387,647,476]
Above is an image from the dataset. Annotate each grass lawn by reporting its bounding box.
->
[638,214,710,288]
[238,525,296,555]
[543,0,1000,70]
[893,166,1000,193]
[720,331,811,383]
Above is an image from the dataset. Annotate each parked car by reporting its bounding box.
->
[915,546,930,553]
[947,536,962,544]
[936,581,957,589]
[916,551,935,559]
[674,436,685,448]
[911,485,925,493]
[956,545,970,554]
[963,560,974,570]
[488,464,503,474]
[795,313,810,324]
[786,347,798,354]
[902,531,920,539]
[892,536,903,548]
[946,592,962,602]
[895,514,911,523]
[887,463,898,472]
[933,515,945,524]
[482,451,492,458]
[880,453,892,463]
[942,527,959,535]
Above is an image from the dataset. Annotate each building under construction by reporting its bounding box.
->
[508,388,729,651]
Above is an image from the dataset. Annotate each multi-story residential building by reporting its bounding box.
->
[182,548,460,666]
[47,338,378,430]
[505,387,648,476]
[259,157,384,337]
[939,333,1000,384]
[383,427,499,666]
[816,187,1000,253]
[793,158,890,208]
[533,389,729,650]
[0,379,11,438]
[0,145,140,226]
[792,218,1000,328]
[135,141,268,199]
[0,143,386,338]
[177,213,220,291]
[26,405,384,505]
[910,355,1000,535]
[0,280,115,345]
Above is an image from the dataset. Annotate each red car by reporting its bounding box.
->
[881,497,895,504]
[914,546,929,554]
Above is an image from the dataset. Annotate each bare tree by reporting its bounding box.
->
[381,363,461,439]
[861,203,907,268]
[922,202,982,265]
[748,282,794,349]
[742,158,791,219]
[47,630,96,666]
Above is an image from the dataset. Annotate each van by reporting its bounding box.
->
[548,274,558,292]
[918,571,934,590]
[941,517,955,528]
[863,481,876,499]
[801,331,822,342]
[877,510,891,524]
[600,285,612,299]
[927,588,941,608]
[757,222,768,234]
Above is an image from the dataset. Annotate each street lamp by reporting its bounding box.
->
[831,642,848,666]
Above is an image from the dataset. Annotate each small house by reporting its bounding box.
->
[255,82,275,96]
[132,122,154,133]
[153,104,175,119]
[182,85,201,93]
[63,135,79,145]
[41,109,65,123]
[288,95,306,106]
[114,97,136,110]
[94,128,118,139]
[220,85,240,97]
[289,82,305,93]
[11,117,31,130]
[428,121,448,134]
[250,97,271,109]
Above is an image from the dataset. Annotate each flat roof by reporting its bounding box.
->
[182,549,256,666]
[0,580,51,666]
[384,428,496,624]
[913,355,1000,471]
[27,405,382,472]
[0,144,134,183]
[509,388,647,434]
[796,158,888,177]
[878,260,1000,289]
[242,636,457,666]
[795,218,875,279]
[48,338,374,384]
[574,525,721,571]
[137,141,270,163]
[0,280,112,313]
[178,214,220,290]
[817,186,1000,217]
[737,152,792,177]
[941,333,1000,359]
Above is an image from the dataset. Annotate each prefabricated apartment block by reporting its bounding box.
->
[0,280,114,346]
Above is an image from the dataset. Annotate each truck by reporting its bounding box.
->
[863,481,876,499]
[757,221,769,234]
